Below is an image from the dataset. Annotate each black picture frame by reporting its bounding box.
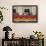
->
[12,5,38,23]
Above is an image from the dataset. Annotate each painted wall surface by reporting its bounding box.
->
[0,0,46,46]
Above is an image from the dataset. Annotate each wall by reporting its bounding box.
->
[0,0,46,46]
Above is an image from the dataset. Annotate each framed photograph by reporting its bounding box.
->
[12,5,38,23]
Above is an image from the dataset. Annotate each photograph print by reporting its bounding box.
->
[12,5,38,23]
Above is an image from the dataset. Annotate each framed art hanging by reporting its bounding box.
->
[12,5,38,23]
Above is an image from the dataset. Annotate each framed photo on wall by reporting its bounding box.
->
[12,5,38,23]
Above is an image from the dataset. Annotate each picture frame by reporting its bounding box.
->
[12,5,38,23]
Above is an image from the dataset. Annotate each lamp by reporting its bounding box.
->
[3,26,12,39]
